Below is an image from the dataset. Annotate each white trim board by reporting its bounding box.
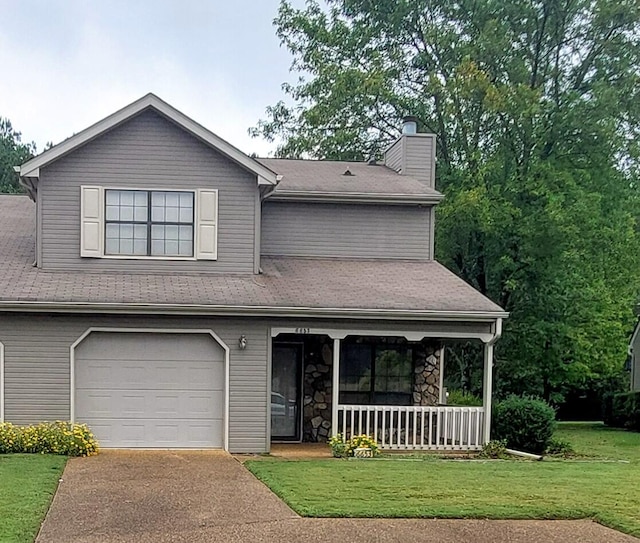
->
[69,327,230,451]
[270,327,496,343]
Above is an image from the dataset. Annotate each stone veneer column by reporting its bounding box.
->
[413,341,441,406]
[302,338,333,442]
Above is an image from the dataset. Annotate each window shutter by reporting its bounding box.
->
[80,186,103,257]
[196,189,218,260]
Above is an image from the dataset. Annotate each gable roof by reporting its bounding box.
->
[18,93,279,185]
[0,195,507,320]
[258,158,443,204]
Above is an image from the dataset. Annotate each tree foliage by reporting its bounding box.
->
[254,0,640,403]
[0,118,35,193]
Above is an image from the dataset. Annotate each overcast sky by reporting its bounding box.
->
[0,0,303,156]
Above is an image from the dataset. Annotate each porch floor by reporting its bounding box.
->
[270,443,333,459]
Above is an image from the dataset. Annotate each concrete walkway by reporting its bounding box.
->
[36,451,639,543]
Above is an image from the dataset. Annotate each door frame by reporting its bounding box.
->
[70,327,230,451]
[270,341,304,443]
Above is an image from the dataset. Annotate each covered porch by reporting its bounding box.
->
[270,321,502,452]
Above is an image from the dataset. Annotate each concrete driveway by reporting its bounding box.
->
[36,451,639,543]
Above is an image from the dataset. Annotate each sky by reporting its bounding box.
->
[0,0,304,156]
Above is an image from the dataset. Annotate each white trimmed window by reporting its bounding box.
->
[80,186,218,260]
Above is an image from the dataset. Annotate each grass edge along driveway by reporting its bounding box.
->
[247,424,640,538]
[0,454,67,543]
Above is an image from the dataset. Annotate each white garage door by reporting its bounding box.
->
[74,332,225,448]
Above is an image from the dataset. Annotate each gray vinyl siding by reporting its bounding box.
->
[384,138,404,172]
[38,109,257,274]
[0,313,269,453]
[261,201,432,259]
[0,312,493,451]
[383,134,435,188]
[404,135,435,188]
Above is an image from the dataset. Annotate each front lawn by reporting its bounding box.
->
[0,454,67,543]
[247,423,640,537]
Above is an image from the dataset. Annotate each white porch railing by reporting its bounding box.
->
[337,405,485,451]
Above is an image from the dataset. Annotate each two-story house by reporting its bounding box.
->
[0,94,506,453]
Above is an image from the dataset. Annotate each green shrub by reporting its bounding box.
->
[605,391,640,431]
[492,395,556,454]
[0,422,20,454]
[328,433,348,458]
[478,439,509,459]
[545,438,575,457]
[0,421,99,457]
[446,389,483,406]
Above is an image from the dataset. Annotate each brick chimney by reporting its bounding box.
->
[383,116,436,188]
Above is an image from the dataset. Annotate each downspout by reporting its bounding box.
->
[489,318,503,346]
[256,175,282,274]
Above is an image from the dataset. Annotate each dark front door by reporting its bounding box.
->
[271,342,303,441]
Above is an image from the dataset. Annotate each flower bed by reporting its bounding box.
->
[0,421,99,456]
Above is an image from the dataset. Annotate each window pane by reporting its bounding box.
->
[120,239,133,254]
[106,205,119,221]
[105,223,119,239]
[165,206,179,222]
[151,206,165,222]
[179,206,193,222]
[134,206,148,222]
[165,192,179,207]
[164,240,179,255]
[374,348,412,397]
[105,191,119,205]
[179,240,192,256]
[134,191,147,206]
[134,224,147,239]
[151,225,164,240]
[151,240,164,255]
[120,224,133,239]
[133,239,147,255]
[120,206,133,221]
[340,344,372,399]
[165,225,179,240]
[179,225,192,241]
[179,192,192,207]
[152,192,165,206]
[105,238,119,254]
[120,191,134,206]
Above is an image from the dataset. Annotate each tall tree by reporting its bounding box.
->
[253,0,640,402]
[0,118,35,193]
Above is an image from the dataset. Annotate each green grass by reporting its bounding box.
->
[0,454,67,543]
[247,423,640,537]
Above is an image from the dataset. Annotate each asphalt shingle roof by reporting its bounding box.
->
[0,195,504,316]
[257,158,442,197]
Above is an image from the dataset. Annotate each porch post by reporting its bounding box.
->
[482,341,494,444]
[331,337,341,436]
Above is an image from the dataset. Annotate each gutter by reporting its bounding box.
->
[0,300,509,321]
[267,190,444,205]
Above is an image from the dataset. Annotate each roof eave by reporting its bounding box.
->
[268,190,444,205]
[0,300,508,321]
[19,93,278,185]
